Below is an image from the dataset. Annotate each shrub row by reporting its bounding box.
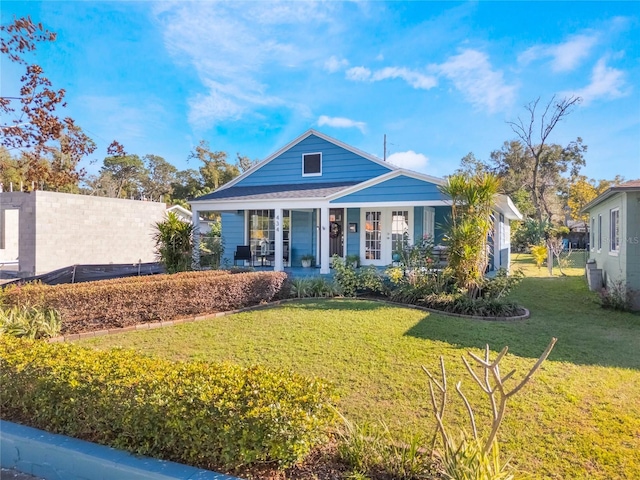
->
[0,336,337,470]
[2,271,287,334]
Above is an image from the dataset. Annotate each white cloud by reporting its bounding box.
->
[434,49,516,112]
[568,58,627,105]
[153,2,337,127]
[324,55,349,73]
[346,65,436,90]
[371,67,437,89]
[386,150,429,172]
[317,115,366,133]
[519,34,598,72]
[346,66,372,81]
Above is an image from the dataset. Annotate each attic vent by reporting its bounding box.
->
[303,153,322,176]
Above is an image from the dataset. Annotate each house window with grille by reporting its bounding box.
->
[610,208,620,254]
[302,153,322,176]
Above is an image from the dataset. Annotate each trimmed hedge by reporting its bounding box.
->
[0,336,337,470]
[2,271,287,334]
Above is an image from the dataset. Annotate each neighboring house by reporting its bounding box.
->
[582,179,640,309]
[190,130,521,274]
[166,205,215,234]
[0,190,166,277]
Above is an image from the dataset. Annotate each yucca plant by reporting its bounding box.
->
[153,211,195,273]
[439,173,501,297]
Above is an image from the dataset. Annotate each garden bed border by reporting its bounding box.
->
[48,298,529,343]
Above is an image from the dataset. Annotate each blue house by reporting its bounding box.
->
[190,130,521,274]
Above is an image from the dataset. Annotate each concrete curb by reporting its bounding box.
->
[0,420,240,480]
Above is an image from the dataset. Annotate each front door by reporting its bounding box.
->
[329,208,344,257]
[360,208,411,266]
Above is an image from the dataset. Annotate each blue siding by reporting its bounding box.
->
[291,210,315,266]
[331,175,446,203]
[346,208,360,258]
[221,212,245,265]
[236,134,392,187]
[434,206,449,245]
[414,206,424,241]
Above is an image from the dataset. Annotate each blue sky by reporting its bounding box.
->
[2,1,639,181]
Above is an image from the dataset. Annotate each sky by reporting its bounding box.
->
[2,1,639,181]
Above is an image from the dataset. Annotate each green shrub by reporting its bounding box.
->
[0,336,337,470]
[0,305,61,339]
[599,280,636,312]
[530,243,547,270]
[153,211,195,273]
[3,271,287,334]
[480,268,525,300]
[421,293,525,317]
[332,255,358,297]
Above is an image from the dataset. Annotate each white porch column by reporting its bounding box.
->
[274,208,284,272]
[319,206,330,274]
[191,208,201,270]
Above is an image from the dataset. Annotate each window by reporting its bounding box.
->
[391,210,409,253]
[590,217,595,250]
[598,214,602,251]
[302,153,321,176]
[610,208,620,254]
[423,207,435,240]
[248,210,290,259]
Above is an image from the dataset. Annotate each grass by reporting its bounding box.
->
[79,254,640,479]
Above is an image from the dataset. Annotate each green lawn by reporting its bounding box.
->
[80,255,640,479]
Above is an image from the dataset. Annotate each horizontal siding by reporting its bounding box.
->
[331,175,446,203]
[291,210,315,266]
[221,212,245,265]
[236,135,392,187]
[346,208,360,258]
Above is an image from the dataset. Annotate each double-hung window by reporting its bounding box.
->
[610,208,620,254]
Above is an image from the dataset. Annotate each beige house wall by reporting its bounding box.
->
[0,191,166,276]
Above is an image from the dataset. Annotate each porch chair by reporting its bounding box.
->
[233,245,252,266]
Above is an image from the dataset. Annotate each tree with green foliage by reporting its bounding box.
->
[439,173,501,297]
[141,154,177,201]
[153,211,194,273]
[189,140,240,190]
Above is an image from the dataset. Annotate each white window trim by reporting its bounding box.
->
[609,207,620,256]
[597,214,602,253]
[590,217,595,251]
[302,152,322,177]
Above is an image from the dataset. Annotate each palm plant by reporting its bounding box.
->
[439,173,501,297]
[153,211,195,273]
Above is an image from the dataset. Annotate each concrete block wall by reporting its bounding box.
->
[1,191,167,276]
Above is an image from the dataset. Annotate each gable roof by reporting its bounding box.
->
[581,179,640,213]
[327,168,445,201]
[214,129,396,192]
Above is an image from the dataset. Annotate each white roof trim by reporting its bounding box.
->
[166,205,192,218]
[494,194,523,220]
[214,129,396,192]
[326,168,445,201]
